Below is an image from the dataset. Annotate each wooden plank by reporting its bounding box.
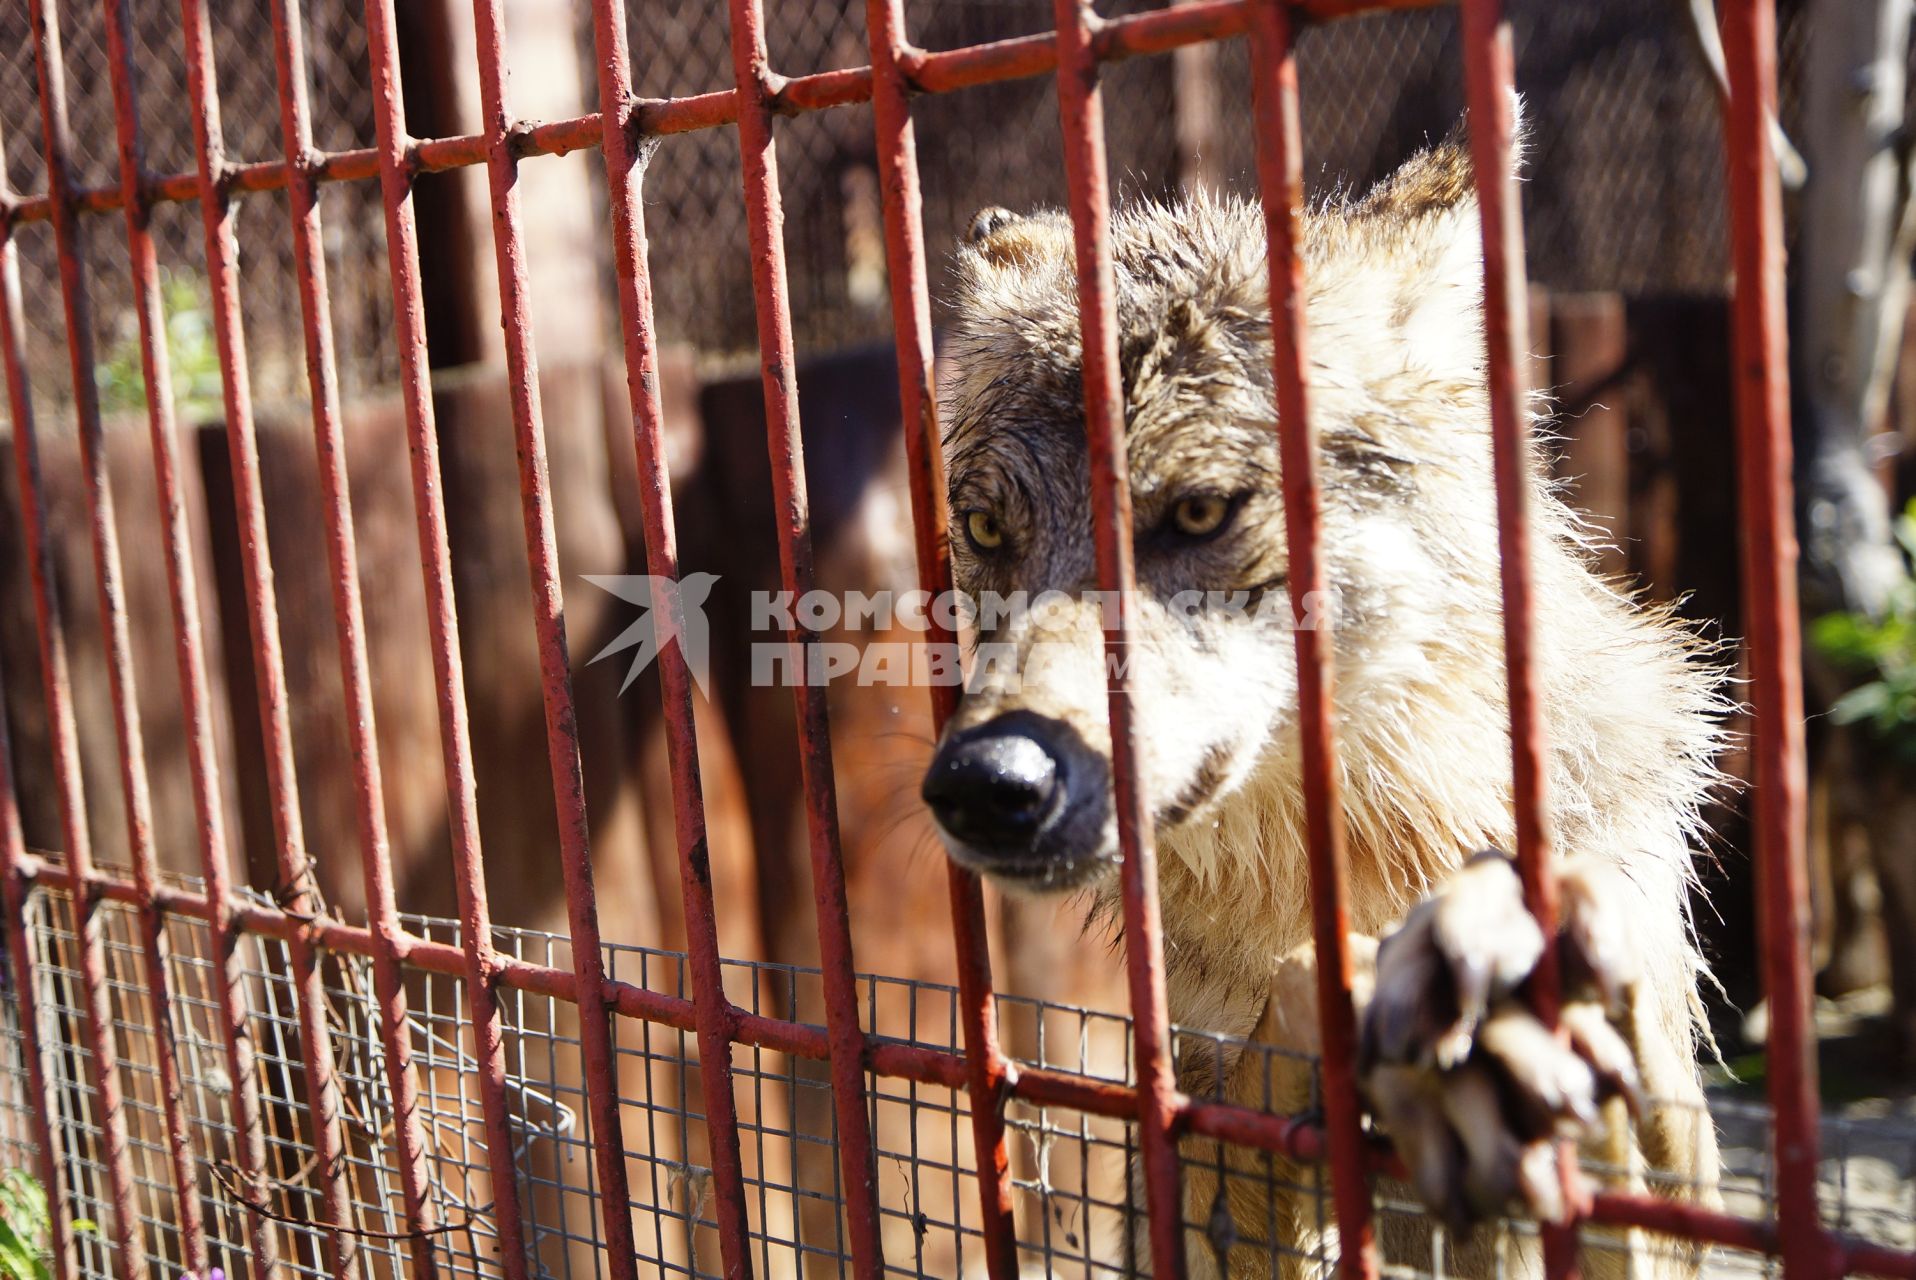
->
[1550,291,1631,580]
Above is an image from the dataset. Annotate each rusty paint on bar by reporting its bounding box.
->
[1,5,1897,1280]
[93,6,213,1261]
[0,0,1468,235]
[1457,2,1584,1274]
[724,1,889,1274]
[266,0,529,1273]
[17,851,1916,1277]
[22,4,155,1274]
[1050,2,1186,1276]
[99,0,290,1270]
[461,1,646,1274]
[190,0,452,1269]
[584,4,764,1279]
[1719,2,1824,1278]
[1246,5,1379,1277]
[1458,0,1558,1022]
[865,0,1022,1273]
[0,137,74,1280]
[346,0,494,1272]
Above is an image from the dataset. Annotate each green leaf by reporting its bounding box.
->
[1830,682,1893,726]
[1895,499,1916,561]
[0,1185,49,1280]
[1809,612,1876,667]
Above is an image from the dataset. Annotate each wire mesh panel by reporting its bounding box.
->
[4,891,1915,1279]
[0,1,1909,1280]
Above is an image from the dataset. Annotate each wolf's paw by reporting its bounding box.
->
[1359,852,1641,1234]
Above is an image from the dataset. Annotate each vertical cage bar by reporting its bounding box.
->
[0,159,75,1280]
[22,5,155,1274]
[91,13,216,1261]
[1049,3,1185,1277]
[98,0,295,1270]
[862,2,1021,1274]
[167,1,361,1267]
[1719,2,1824,1277]
[721,2,891,1276]
[335,0,637,1271]
[266,0,532,1273]
[182,0,404,1272]
[1456,6,1581,1275]
[1458,0,1557,1030]
[585,5,759,1278]
[180,0,451,1270]
[1245,6,1379,1278]
[454,1,647,1274]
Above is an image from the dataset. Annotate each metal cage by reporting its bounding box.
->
[0,1,1908,1279]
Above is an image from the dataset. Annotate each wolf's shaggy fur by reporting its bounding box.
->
[934,136,1727,1276]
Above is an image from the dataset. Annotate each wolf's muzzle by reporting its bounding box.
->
[921,710,1113,888]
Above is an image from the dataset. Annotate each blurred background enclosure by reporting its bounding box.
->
[0,0,1910,1084]
[0,0,1742,393]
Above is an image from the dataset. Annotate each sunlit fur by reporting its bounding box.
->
[936,134,1728,1277]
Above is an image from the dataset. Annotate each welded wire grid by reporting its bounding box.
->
[0,0,1906,1279]
[2,891,1914,1279]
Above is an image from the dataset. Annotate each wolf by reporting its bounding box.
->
[920,132,1726,1278]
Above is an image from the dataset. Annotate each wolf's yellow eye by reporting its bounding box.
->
[1172,494,1233,539]
[964,510,1005,552]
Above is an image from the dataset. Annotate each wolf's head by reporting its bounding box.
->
[922,135,1517,894]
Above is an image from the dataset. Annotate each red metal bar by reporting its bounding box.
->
[1456,4,1583,1276]
[18,844,1916,1280]
[1458,0,1557,1033]
[158,3,360,1260]
[0,5,1890,1278]
[0,151,74,1280]
[1719,2,1824,1278]
[97,1,297,1272]
[863,1,1021,1274]
[0,0,1465,235]
[452,1,648,1275]
[1049,3,1186,1276]
[348,0,559,1272]
[180,0,452,1271]
[722,2,890,1275]
[1845,1243,1916,1280]
[0,819,66,1280]
[21,6,154,1275]
[263,0,530,1274]
[1246,6,1379,1278]
[583,5,761,1279]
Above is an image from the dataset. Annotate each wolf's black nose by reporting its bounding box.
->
[922,718,1064,849]
[923,710,1113,887]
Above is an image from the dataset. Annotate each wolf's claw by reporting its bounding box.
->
[1359,852,1639,1234]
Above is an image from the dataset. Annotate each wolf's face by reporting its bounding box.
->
[923,140,1498,892]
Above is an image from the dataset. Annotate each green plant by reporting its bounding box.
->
[0,1168,52,1280]
[0,1170,100,1280]
[1810,498,1916,764]
[94,271,224,422]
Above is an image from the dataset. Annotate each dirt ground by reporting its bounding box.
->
[1709,986,1916,1260]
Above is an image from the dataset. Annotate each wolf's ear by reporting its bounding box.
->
[1326,102,1525,385]
[1356,100,1527,224]
[959,206,1073,271]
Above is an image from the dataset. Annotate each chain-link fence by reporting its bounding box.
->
[573,0,1747,361]
[0,0,1800,397]
[0,0,394,414]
